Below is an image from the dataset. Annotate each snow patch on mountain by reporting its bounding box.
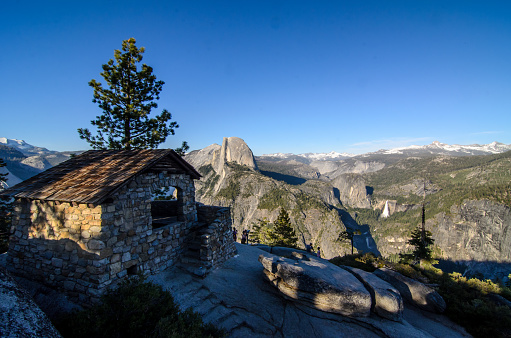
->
[261,151,355,161]
[375,141,511,156]
[0,138,33,150]
[0,138,54,156]
[261,141,511,161]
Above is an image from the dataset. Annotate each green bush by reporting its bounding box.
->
[437,273,511,337]
[329,253,381,272]
[54,275,224,338]
[331,252,511,337]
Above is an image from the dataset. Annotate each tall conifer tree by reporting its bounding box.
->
[400,180,435,264]
[268,208,297,248]
[78,38,187,151]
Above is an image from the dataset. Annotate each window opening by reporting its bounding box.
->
[151,186,182,229]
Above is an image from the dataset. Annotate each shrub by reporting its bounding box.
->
[54,275,224,338]
[329,253,381,272]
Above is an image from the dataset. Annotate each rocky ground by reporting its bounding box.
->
[1,244,470,337]
[149,243,470,337]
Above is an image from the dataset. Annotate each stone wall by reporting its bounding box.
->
[7,199,106,303]
[6,171,198,304]
[196,205,237,270]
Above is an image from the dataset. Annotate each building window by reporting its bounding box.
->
[151,186,183,229]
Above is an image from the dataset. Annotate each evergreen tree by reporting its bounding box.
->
[78,38,186,151]
[400,182,436,264]
[411,225,435,260]
[0,159,12,253]
[250,218,271,244]
[267,208,297,248]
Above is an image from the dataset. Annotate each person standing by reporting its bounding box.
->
[317,247,321,258]
[232,228,238,242]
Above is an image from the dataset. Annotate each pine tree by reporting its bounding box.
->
[400,179,436,264]
[250,218,271,244]
[267,208,297,248]
[0,158,12,253]
[78,38,186,151]
[410,226,435,261]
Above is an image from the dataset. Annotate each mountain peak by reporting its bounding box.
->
[214,137,258,173]
[0,137,53,156]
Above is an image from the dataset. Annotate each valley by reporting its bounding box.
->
[2,137,511,280]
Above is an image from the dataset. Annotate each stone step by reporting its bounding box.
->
[152,216,178,223]
[178,263,210,278]
[181,256,202,265]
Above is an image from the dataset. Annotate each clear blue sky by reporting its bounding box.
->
[1,1,510,155]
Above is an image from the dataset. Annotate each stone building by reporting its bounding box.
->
[0,149,236,304]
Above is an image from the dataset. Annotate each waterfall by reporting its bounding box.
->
[382,200,390,218]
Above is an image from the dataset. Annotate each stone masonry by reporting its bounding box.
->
[6,171,235,304]
[195,205,237,270]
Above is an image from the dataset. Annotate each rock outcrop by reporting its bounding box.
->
[213,137,258,174]
[342,266,404,321]
[258,252,372,317]
[310,159,385,179]
[1,243,469,338]
[432,200,511,263]
[0,267,62,338]
[186,137,349,260]
[331,173,371,208]
[185,137,258,177]
[20,155,53,171]
[374,268,446,313]
[148,244,469,337]
[180,143,221,170]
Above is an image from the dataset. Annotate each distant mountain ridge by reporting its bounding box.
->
[260,151,356,162]
[260,141,511,162]
[0,138,56,157]
[0,138,76,187]
[367,140,511,156]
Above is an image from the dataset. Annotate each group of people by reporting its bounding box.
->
[232,228,250,244]
[305,242,321,258]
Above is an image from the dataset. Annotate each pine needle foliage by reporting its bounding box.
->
[250,218,272,244]
[250,209,297,248]
[267,208,298,248]
[399,226,435,264]
[78,38,186,151]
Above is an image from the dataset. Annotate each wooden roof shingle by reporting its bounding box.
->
[0,149,201,204]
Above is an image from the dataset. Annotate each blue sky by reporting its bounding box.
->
[1,1,510,155]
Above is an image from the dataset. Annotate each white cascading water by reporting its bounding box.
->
[382,200,390,218]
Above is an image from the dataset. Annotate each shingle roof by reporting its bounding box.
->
[0,149,201,204]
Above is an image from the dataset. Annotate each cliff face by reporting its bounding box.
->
[185,137,350,259]
[373,199,511,279]
[331,173,371,208]
[311,159,385,179]
[187,138,511,276]
[213,136,258,173]
[432,200,511,262]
